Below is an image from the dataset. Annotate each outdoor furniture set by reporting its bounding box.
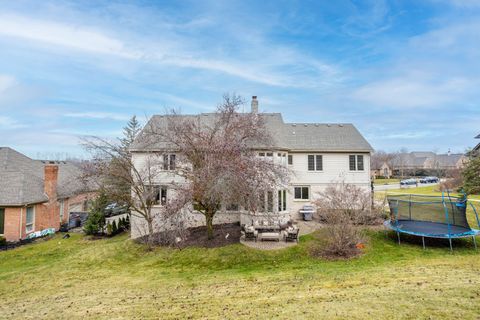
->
[242,219,299,242]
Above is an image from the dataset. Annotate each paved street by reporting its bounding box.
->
[374,182,439,191]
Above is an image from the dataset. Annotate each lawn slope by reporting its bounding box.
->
[1,232,480,319]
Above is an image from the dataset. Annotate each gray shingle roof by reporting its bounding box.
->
[435,154,465,167]
[130,113,373,152]
[0,147,93,206]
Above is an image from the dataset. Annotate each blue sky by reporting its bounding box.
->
[0,0,479,158]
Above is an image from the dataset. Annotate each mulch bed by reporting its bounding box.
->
[176,223,241,249]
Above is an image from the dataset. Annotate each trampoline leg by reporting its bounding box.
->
[449,238,453,252]
[473,236,477,250]
[422,237,425,250]
[397,232,401,245]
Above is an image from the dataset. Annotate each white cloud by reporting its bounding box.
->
[0,14,140,59]
[64,112,130,121]
[0,13,340,88]
[0,75,17,93]
[0,116,26,129]
[352,75,474,108]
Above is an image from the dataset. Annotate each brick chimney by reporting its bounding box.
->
[44,164,59,200]
[251,96,258,114]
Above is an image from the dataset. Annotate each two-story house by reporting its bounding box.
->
[129,97,373,238]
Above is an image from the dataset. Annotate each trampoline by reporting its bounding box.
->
[384,193,480,250]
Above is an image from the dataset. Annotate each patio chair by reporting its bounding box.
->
[284,226,299,243]
[242,225,258,242]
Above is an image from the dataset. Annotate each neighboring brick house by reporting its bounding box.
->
[0,147,95,241]
[371,162,392,179]
[129,96,373,238]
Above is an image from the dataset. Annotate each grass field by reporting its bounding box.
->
[1,230,480,319]
[373,178,400,185]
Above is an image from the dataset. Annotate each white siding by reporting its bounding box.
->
[130,151,372,237]
[288,152,371,218]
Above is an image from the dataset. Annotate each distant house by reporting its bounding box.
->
[371,162,392,179]
[427,153,467,170]
[391,151,466,176]
[0,147,96,242]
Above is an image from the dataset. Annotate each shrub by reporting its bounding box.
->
[106,222,113,236]
[314,182,380,259]
[112,220,118,235]
[439,169,463,192]
[462,156,480,195]
[0,236,6,247]
[83,191,109,235]
[83,210,105,235]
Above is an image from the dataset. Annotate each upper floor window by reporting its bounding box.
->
[278,152,287,166]
[288,155,293,165]
[308,155,323,171]
[163,154,176,170]
[258,152,274,162]
[349,155,364,171]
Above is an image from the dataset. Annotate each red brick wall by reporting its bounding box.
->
[3,207,21,241]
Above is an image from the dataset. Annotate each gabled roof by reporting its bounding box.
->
[434,154,465,167]
[475,133,480,139]
[0,147,93,206]
[130,113,373,153]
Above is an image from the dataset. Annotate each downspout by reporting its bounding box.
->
[19,206,23,240]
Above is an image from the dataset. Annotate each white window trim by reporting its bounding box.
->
[278,189,287,212]
[162,154,176,171]
[152,185,168,207]
[293,186,310,202]
[25,206,35,234]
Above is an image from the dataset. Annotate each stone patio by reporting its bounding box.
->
[240,220,323,250]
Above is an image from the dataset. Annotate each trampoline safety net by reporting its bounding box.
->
[387,194,470,229]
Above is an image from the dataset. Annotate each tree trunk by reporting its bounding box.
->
[147,217,154,236]
[205,212,214,240]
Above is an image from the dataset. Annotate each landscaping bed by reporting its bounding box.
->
[145,223,242,249]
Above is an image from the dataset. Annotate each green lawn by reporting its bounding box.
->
[376,184,480,200]
[373,178,400,185]
[1,231,480,319]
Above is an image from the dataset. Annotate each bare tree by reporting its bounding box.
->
[82,116,184,242]
[143,94,289,239]
[392,148,409,179]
